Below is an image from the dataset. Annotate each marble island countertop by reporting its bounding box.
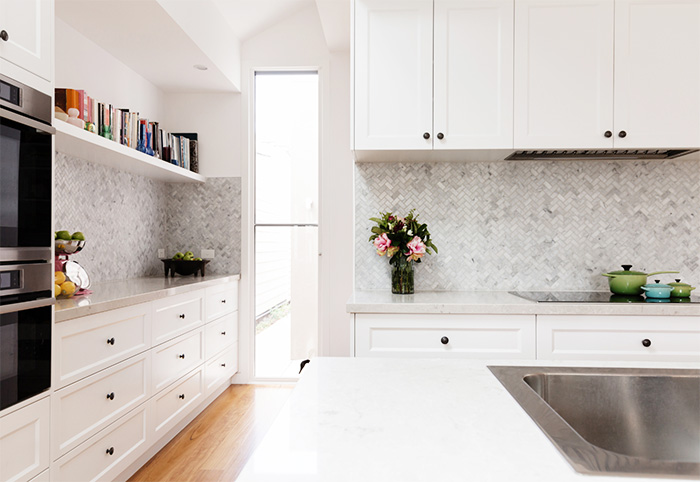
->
[236,357,700,482]
[55,274,240,322]
[347,290,700,316]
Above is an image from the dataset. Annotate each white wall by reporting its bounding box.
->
[235,5,353,382]
[55,18,165,122]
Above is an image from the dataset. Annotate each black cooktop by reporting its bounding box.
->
[510,291,700,304]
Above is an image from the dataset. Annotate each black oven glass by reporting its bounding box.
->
[0,116,52,248]
[0,305,51,410]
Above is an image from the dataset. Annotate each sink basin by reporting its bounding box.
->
[489,366,700,479]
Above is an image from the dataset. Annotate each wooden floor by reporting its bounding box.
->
[128,384,294,482]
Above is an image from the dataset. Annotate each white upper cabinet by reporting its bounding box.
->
[514,0,615,149]
[0,0,53,82]
[613,0,700,148]
[434,0,514,149]
[353,0,434,150]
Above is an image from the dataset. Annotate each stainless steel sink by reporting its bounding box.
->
[489,366,700,479]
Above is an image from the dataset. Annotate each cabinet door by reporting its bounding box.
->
[354,0,433,150]
[514,0,614,149]
[434,0,514,149]
[0,0,53,81]
[0,397,50,482]
[614,0,700,148]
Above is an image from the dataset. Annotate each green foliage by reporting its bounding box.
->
[369,210,437,266]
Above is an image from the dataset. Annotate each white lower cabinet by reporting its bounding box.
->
[537,315,700,361]
[51,352,151,458]
[205,345,238,397]
[28,469,49,482]
[205,312,238,359]
[355,314,536,358]
[51,405,149,482]
[152,328,205,393]
[152,366,205,438]
[0,397,50,482]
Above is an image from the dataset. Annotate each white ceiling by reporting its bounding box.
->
[212,0,314,41]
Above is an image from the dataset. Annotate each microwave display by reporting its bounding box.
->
[0,271,20,290]
[0,80,20,107]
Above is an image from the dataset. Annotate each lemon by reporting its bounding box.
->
[54,284,61,297]
[55,271,66,284]
[60,281,76,297]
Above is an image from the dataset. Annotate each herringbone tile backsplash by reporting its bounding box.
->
[355,160,700,291]
[55,153,241,283]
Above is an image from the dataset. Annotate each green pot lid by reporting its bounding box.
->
[643,280,673,289]
[607,264,647,276]
[668,279,693,287]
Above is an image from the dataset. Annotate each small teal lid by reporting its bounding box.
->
[642,279,673,289]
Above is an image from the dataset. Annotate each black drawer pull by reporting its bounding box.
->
[178,393,186,399]
[221,363,226,367]
[0,31,8,42]
[106,392,115,400]
[106,447,114,456]
[221,299,227,303]
[107,337,115,345]
[221,331,226,335]
[642,338,652,347]
[179,313,186,319]
[441,336,449,345]
[178,353,186,359]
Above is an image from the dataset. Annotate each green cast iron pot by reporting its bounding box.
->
[601,265,679,295]
[668,279,697,298]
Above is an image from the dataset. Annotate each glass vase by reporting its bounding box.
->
[391,257,414,294]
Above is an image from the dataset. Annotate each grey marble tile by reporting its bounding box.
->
[355,160,700,291]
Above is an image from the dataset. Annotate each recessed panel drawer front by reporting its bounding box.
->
[0,397,50,482]
[206,281,238,322]
[537,315,700,362]
[55,303,151,388]
[152,367,204,438]
[51,404,148,482]
[355,314,536,358]
[152,290,205,346]
[205,344,238,396]
[205,312,238,359]
[52,352,150,458]
[152,328,204,393]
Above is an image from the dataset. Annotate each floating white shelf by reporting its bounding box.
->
[54,120,206,183]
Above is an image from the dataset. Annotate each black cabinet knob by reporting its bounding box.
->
[106,447,114,456]
[441,336,449,345]
[619,130,627,138]
[437,132,444,140]
[221,299,227,304]
[107,337,115,345]
[642,339,651,347]
[178,353,185,359]
[178,394,186,399]
[604,131,612,138]
[106,392,115,400]
[179,313,186,319]
[221,331,226,335]
[221,363,226,367]
[0,31,8,42]
[423,132,430,139]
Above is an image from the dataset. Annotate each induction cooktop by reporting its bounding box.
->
[510,291,700,304]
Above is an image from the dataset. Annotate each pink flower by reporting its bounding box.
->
[406,236,426,261]
[373,233,391,256]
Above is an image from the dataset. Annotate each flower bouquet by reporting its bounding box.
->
[369,210,437,294]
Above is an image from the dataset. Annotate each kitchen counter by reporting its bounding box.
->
[55,274,240,322]
[236,357,700,482]
[347,290,700,316]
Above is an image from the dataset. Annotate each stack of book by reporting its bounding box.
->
[55,88,198,172]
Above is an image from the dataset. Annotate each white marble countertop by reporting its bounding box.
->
[236,357,700,482]
[347,290,700,316]
[55,274,240,322]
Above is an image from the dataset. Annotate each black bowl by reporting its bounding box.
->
[161,259,211,277]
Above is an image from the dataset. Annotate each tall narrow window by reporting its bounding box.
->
[254,71,319,379]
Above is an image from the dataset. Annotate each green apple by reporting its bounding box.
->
[172,252,184,260]
[71,231,85,241]
[194,257,202,261]
[56,230,71,241]
[183,253,194,261]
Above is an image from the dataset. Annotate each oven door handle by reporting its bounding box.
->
[0,297,55,314]
[0,108,56,135]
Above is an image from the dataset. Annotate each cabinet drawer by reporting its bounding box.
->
[153,290,205,346]
[355,314,536,358]
[54,303,151,388]
[152,367,204,438]
[205,312,238,359]
[206,281,238,322]
[52,352,150,458]
[205,345,238,397]
[28,469,49,482]
[51,404,148,482]
[152,328,205,393]
[537,315,700,362]
[0,397,50,482]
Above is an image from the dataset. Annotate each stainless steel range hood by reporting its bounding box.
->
[505,148,699,161]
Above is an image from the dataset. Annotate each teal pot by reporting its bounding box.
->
[641,280,674,299]
[602,265,679,295]
[668,279,696,298]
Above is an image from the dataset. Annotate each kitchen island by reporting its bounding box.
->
[235,357,699,482]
